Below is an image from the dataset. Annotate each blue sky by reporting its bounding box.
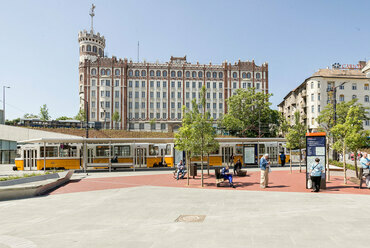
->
[1,0,369,120]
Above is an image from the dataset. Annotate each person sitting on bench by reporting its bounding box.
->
[221,165,235,188]
[233,159,242,175]
[176,160,186,180]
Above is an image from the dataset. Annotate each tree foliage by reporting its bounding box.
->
[75,108,86,122]
[39,104,50,121]
[174,86,219,186]
[219,88,278,137]
[55,116,72,121]
[23,113,38,119]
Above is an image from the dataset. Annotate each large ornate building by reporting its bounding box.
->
[78,6,269,131]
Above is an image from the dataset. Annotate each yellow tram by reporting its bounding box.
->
[15,137,289,171]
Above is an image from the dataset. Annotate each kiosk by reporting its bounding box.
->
[306,132,326,189]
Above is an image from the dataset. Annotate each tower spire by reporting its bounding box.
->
[89,4,96,33]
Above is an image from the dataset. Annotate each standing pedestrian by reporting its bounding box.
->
[360,152,370,188]
[260,154,270,188]
[279,152,286,167]
[309,158,324,192]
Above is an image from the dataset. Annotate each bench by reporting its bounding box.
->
[348,168,369,189]
[215,168,229,187]
[87,163,133,171]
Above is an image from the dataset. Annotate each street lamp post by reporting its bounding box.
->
[80,97,89,138]
[2,86,10,124]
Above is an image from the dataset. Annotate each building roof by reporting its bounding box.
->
[312,68,366,78]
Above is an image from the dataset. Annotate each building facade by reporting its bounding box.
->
[78,10,268,131]
[278,62,370,132]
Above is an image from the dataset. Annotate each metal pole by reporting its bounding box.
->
[43,142,46,172]
[86,100,89,138]
[109,141,112,172]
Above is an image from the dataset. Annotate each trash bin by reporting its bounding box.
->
[189,164,197,178]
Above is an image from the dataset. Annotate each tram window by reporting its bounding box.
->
[259,144,266,155]
[165,144,171,155]
[59,146,77,157]
[149,145,159,156]
[16,148,22,158]
[114,145,131,157]
[235,146,243,155]
[96,146,111,157]
[41,146,58,157]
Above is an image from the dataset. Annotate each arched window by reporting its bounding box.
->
[206,72,211,78]
[192,71,196,78]
[100,69,106,75]
[135,70,140,77]
[198,71,203,78]
[339,94,344,102]
[128,70,133,77]
[98,48,103,57]
[156,70,161,77]
[177,71,182,77]
[87,45,91,52]
[365,95,369,102]
[91,68,97,75]
[150,70,154,76]
[256,73,261,79]
[106,69,111,76]
[115,69,120,76]
[141,70,146,77]
[352,95,357,99]
[186,71,190,78]
[163,71,167,77]
[242,73,247,78]
[212,72,217,78]
[232,72,237,78]
[247,72,251,78]
[219,72,223,78]
[171,71,176,77]
[81,45,85,52]
[93,46,97,53]
[80,74,83,81]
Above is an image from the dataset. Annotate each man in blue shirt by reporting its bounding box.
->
[260,154,270,188]
[279,152,286,167]
[360,152,370,188]
[310,158,324,192]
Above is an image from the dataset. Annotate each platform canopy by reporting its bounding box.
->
[19,137,287,144]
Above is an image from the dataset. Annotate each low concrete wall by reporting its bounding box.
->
[0,170,74,201]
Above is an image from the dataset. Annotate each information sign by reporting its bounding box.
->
[306,133,326,189]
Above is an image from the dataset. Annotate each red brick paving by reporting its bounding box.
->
[50,170,370,195]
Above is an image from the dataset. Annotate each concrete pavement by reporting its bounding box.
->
[0,169,369,248]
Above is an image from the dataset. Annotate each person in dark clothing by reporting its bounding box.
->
[221,165,235,188]
[279,152,286,167]
[233,159,242,175]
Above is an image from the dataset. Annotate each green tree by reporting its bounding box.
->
[112,111,121,129]
[39,104,50,121]
[5,118,21,126]
[55,116,72,121]
[317,99,369,180]
[75,108,86,122]
[219,88,277,137]
[285,111,306,173]
[174,87,219,187]
[23,113,38,119]
[175,103,198,185]
[332,106,369,184]
[149,118,156,130]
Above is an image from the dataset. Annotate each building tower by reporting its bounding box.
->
[78,4,105,63]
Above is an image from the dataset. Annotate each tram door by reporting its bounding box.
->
[222,146,234,166]
[87,148,94,163]
[23,149,37,170]
[135,148,147,168]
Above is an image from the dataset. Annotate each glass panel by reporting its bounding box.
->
[113,145,131,157]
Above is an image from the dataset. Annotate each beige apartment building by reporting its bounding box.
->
[278,61,370,132]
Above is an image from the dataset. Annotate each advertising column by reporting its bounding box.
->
[306,132,326,189]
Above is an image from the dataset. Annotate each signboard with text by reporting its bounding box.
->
[306,133,326,189]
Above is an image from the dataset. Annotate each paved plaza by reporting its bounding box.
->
[0,168,369,248]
